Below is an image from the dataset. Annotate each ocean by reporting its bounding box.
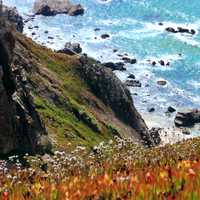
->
[4,0,200,134]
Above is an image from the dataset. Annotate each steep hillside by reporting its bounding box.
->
[13,31,154,151]
[0,14,155,155]
[0,19,50,155]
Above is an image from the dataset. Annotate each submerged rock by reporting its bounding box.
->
[33,0,84,16]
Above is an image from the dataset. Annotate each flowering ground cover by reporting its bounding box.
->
[1,137,200,199]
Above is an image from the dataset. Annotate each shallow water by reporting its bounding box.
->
[4,0,200,132]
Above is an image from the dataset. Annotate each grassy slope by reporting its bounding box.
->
[2,135,200,199]
[15,32,137,151]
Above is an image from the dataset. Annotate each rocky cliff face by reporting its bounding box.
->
[0,11,155,154]
[78,56,154,146]
[2,5,23,33]
[0,18,50,155]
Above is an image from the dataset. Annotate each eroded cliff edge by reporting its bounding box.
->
[0,15,155,155]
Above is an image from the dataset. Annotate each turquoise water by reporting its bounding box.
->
[4,0,200,129]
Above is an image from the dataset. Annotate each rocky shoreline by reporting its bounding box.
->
[2,0,200,148]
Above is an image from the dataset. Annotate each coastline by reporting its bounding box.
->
[3,0,200,145]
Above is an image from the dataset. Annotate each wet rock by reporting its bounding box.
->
[157,80,167,86]
[33,0,84,16]
[152,61,156,66]
[48,36,54,39]
[57,42,82,55]
[44,30,48,34]
[165,27,177,33]
[148,107,155,112]
[158,22,163,26]
[175,109,200,127]
[167,106,176,113]
[101,34,110,39]
[127,74,135,79]
[32,32,36,36]
[158,60,165,66]
[190,29,196,35]
[177,27,191,34]
[121,57,137,64]
[103,62,126,71]
[165,26,196,35]
[113,49,118,53]
[125,80,141,87]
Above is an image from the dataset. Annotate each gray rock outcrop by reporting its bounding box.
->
[33,0,84,16]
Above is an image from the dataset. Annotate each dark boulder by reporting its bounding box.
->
[167,106,176,113]
[125,80,142,87]
[127,74,135,79]
[101,34,110,39]
[165,27,177,33]
[103,62,126,71]
[121,57,137,64]
[175,109,200,127]
[148,107,155,113]
[158,60,165,66]
[165,26,196,35]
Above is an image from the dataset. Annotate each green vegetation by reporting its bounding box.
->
[16,33,122,150]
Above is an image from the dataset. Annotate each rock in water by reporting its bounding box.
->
[174,109,200,127]
[125,80,142,87]
[167,106,176,113]
[103,62,126,71]
[157,80,167,86]
[33,0,84,16]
